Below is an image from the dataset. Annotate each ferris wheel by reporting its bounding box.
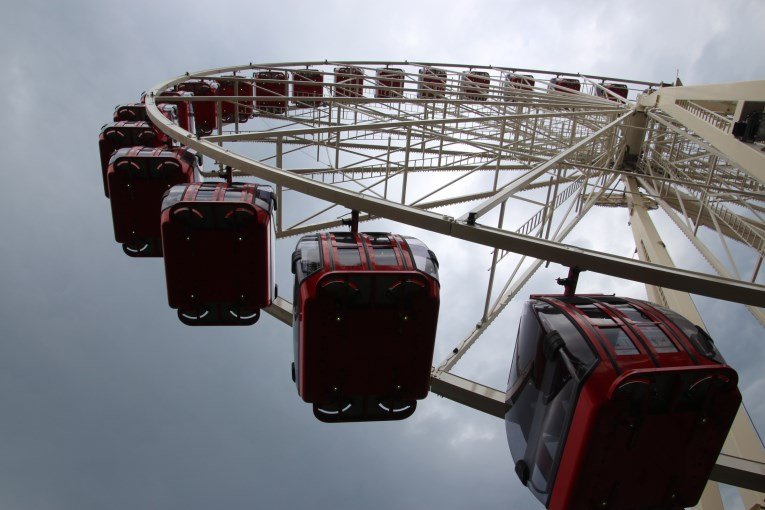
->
[99,61,765,510]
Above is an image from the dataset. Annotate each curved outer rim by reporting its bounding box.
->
[144,61,765,307]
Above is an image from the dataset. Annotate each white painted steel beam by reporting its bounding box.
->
[264,297,293,326]
[626,177,765,509]
[639,178,765,327]
[146,92,765,306]
[204,109,622,143]
[448,221,765,306]
[639,81,765,104]
[437,173,616,373]
[639,81,765,184]
[461,110,633,222]
[143,64,765,499]
[660,102,765,184]
[712,453,765,493]
[429,371,507,418]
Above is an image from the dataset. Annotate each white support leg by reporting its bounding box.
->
[625,176,765,510]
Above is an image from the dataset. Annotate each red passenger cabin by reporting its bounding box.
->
[333,66,365,98]
[254,71,288,113]
[154,90,195,132]
[98,121,172,197]
[505,295,741,510]
[418,67,447,99]
[291,232,440,422]
[216,76,254,123]
[375,68,405,99]
[504,74,536,101]
[292,69,325,107]
[106,146,198,257]
[175,79,219,135]
[161,182,276,326]
[460,71,490,100]
[113,102,178,124]
[548,77,581,93]
[595,82,629,101]
[505,74,535,92]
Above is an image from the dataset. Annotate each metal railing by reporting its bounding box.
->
[676,99,733,133]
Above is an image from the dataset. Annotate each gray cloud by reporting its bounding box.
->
[1,1,762,508]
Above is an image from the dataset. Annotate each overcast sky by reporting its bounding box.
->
[1,1,764,509]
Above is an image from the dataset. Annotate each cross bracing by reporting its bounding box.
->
[145,62,765,506]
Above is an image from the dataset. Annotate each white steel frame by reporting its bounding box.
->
[144,61,765,508]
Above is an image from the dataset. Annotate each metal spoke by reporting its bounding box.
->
[142,63,765,502]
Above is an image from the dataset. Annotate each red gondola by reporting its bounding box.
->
[375,68,405,98]
[460,71,490,100]
[113,102,177,124]
[418,67,447,99]
[153,90,195,132]
[176,79,219,135]
[292,69,325,107]
[506,294,740,510]
[505,73,535,91]
[291,232,440,422]
[595,82,629,101]
[98,121,172,197]
[333,66,365,98]
[114,103,149,122]
[548,77,581,93]
[106,146,198,257]
[254,71,288,113]
[161,182,276,326]
[216,77,254,122]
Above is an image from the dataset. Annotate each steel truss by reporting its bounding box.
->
[145,61,765,508]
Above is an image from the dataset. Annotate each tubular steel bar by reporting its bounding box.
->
[712,454,765,493]
[142,63,765,500]
[204,109,622,143]
[639,81,765,183]
[437,172,617,373]
[146,88,765,306]
[625,176,765,508]
[461,110,633,223]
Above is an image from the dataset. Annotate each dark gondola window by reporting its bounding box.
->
[601,327,639,355]
[293,277,300,317]
[224,188,242,201]
[334,234,362,267]
[537,306,597,366]
[162,185,186,209]
[648,303,724,363]
[179,149,198,167]
[336,248,361,267]
[159,104,179,124]
[195,187,215,202]
[577,304,615,326]
[543,355,572,404]
[578,304,609,320]
[613,303,651,323]
[613,303,678,353]
[255,189,275,213]
[529,370,576,500]
[691,326,723,362]
[373,247,397,266]
[405,237,439,280]
[641,324,678,353]
[507,307,543,395]
[506,306,544,462]
[296,237,322,281]
[507,302,598,505]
